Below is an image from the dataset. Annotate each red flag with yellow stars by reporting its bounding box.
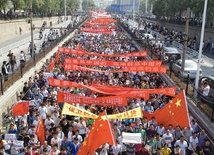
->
[35,119,45,145]
[77,111,116,155]
[143,90,190,128]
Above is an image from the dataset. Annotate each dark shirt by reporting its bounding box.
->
[17,134,30,147]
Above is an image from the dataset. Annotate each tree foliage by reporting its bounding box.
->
[152,0,214,22]
[0,0,80,17]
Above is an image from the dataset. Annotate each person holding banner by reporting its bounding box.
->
[136,144,151,155]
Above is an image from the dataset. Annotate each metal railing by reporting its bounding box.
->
[0,16,88,95]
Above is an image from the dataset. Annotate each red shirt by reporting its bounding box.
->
[136,149,150,155]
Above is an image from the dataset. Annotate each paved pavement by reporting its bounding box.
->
[0,20,71,75]
[0,29,78,125]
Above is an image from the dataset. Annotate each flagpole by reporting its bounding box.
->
[194,0,208,97]
[105,110,116,146]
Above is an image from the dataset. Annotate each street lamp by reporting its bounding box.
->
[30,0,35,66]
[64,0,67,28]
[194,0,208,97]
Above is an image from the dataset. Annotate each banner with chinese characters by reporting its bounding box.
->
[62,102,98,119]
[48,78,176,99]
[107,106,143,119]
[58,47,148,57]
[57,91,127,106]
[64,58,162,67]
[81,28,114,33]
[91,18,117,23]
[64,64,167,74]
[62,102,143,119]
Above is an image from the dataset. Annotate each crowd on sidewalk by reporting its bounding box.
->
[0,17,212,155]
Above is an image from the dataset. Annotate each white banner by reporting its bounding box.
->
[43,72,53,79]
[122,132,142,144]
[13,141,24,149]
[4,134,16,141]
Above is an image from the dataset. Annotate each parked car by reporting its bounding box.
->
[162,46,181,63]
[172,59,202,79]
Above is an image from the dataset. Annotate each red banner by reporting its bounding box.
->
[120,66,167,74]
[92,18,117,23]
[58,91,127,106]
[64,64,166,74]
[58,47,87,54]
[81,28,114,33]
[58,47,148,57]
[48,78,176,99]
[92,84,176,98]
[64,58,162,67]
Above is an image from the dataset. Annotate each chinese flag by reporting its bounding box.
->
[143,90,190,128]
[36,119,45,145]
[77,111,116,155]
[12,101,29,116]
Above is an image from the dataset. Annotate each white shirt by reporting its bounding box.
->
[68,131,73,142]
[77,122,86,135]
[112,144,122,155]
[188,136,198,151]
[20,53,25,61]
[118,136,126,152]
[174,140,188,155]
[33,119,39,128]
[38,106,47,119]
[162,133,173,147]
[203,85,210,96]
[44,119,54,129]
[51,138,62,150]
[157,126,165,136]
[99,143,109,155]
[57,131,64,140]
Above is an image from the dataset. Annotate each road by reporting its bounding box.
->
[143,18,214,76]
[150,29,214,77]
[0,19,71,75]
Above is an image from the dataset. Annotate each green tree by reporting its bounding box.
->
[11,0,25,13]
[0,0,9,16]
[82,0,95,11]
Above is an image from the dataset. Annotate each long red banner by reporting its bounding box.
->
[81,28,114,33]
[48,78,176,99]
[63,64,167,74]
[64,58,162,67]
[57,91,127,106]
[58,47,148,57]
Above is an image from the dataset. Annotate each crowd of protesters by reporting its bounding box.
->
[0,15,212,155]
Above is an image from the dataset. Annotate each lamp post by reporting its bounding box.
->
[30,0,35,66]
[64,0,67,28]
[194,0,208,97]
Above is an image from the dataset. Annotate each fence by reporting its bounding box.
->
[0,16,88,95]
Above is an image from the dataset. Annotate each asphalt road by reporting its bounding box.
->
[0,20,71,75]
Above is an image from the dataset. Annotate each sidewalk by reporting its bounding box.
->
[0,20,71,75]
[0,29,78,126]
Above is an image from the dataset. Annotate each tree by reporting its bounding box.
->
[11,0,25,13]
[82,0,95,11]
[0,0,9,17]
